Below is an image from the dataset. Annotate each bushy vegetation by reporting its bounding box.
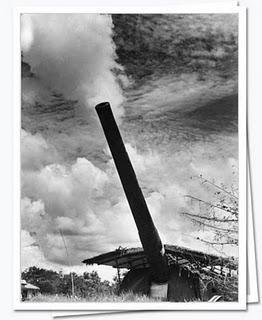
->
[22,267,117,299]
[21,267,156,302]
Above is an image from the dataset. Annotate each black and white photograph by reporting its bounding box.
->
[16,8,246,309]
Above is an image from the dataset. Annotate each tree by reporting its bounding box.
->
[179,174,239,301]
[21,267,118,298]
[22,266,60,294]
[181,174,238,252]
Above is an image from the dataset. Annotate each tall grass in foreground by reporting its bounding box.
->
[29,292,155,303]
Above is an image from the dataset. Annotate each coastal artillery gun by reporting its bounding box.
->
[83,102,237,301]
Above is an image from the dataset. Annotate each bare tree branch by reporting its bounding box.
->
[188,217,238,233]
[195,236,238,246]
[180,211,238,223]
[199,175,238,200]
[184,195,238,216]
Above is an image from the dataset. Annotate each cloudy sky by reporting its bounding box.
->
[21,14,238,280]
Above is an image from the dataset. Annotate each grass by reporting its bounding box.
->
[25,292,205,303]
[25,274,239,303]
[28,292,155,303]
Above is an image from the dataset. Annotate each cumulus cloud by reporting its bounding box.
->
[21,131,237,273]
[21,147,140,266]
[21,13,128,118]
[21,129,58,171]
[21,230,48,269]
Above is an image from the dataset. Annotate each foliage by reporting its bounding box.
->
[21,267,116,298]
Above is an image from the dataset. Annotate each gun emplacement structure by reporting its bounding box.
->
[83,102,238,301]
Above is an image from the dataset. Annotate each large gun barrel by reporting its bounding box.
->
[95,102,168,283]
